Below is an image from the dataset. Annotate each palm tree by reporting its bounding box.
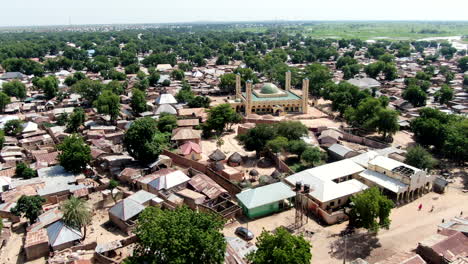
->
[61,196,92,239]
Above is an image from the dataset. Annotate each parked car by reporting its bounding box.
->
[235,226,254,240]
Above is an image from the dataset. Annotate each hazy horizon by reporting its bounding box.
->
[2,0,468,27]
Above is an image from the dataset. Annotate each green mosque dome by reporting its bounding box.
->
[260,83,280,94]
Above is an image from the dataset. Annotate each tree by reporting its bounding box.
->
[61,196,92,239]
[344,97,383,129]
[286,140,308,156]
[108,179,119,203]
[2,80,26,99]
[57,134,92,174]
[11,195,45,224]
[403,85,427,107]
[15,162,36,179]
[72,79,104,103]
[303,63,333,96]
[247,227,312,264]
[434,84,454,105]
[156,113,177,134]
[301,147,326,167]
[371,108,399,139]
[348,187,394,232]
[405,145,437,171]
[175,81,195,103]
[162,79,171,87]
[216,54,229,65]
[4,119,23,136]
[131,89,147,114]
[148,72,160,86]
[206,104,242,134]
[219,73,236,94]
[105,80,125,95]
[94,90,120,122]
[458,56,468,72]
[238,124,277,157]
[66,107,85,133]
[134,78,149,91]
[0,92,11,113]
[276,121,308,141]
[129,206,226,264]
[35,76,59,99]
[123,117,169,164]
[170,69,185,81]
[56,112,69,126]
[266,136,289,153]
[188,96,211,108]
[0,130,4,150]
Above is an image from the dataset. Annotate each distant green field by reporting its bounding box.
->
[235,21,468,40]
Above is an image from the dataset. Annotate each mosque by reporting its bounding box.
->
[228,71,311,116]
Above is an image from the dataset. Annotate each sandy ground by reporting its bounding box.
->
[224,178,468,264]
[0,192,128,264]
[391,130,415,149]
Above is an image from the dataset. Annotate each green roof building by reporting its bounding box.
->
[236,182,296,219]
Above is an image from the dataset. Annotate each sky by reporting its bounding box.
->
[1,0,468,27]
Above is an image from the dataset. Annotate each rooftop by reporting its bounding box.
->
[242,90,301,102]
[236,182,296,209]
[359,169,408,193]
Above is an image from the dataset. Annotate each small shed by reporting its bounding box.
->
[328,143,358,160]
[179,141,202,160]
[433,176,448,194]
[109,198,145,232]
[236,182,295,219]
[227,152,243,167]
[209,149,226,162]
[46,221,82,251]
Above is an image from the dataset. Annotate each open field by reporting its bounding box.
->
[235,21,468,40]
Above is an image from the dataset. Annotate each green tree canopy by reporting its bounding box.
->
[123,117,169,164]
[349,187,394,232]
[72,79,104,103]
[247,227,312,264]
[206,103,242,134]
[434,84,454,105]
[219,73,237,94]
[94,90,120,122]
[275,121,308,141]
[66,107,85,133]
[303,63,333,96]
[15,162,36,179]
[266,136,289,153]
[0,92,11,113]
[57,134,92,174]
[238,124,277,157]
[156,113,177,134]
[11,195,45,224]
[129,206,226,264]
[2,80,26,99]
[4,119,23,136]
[301,147,327,167]
[131,88,147,114]
[34,76,59,99]
[403,85,427,107]
[405,145,437,171]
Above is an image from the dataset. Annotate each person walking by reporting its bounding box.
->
[430,205,434,212]
[418,204,422,211]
